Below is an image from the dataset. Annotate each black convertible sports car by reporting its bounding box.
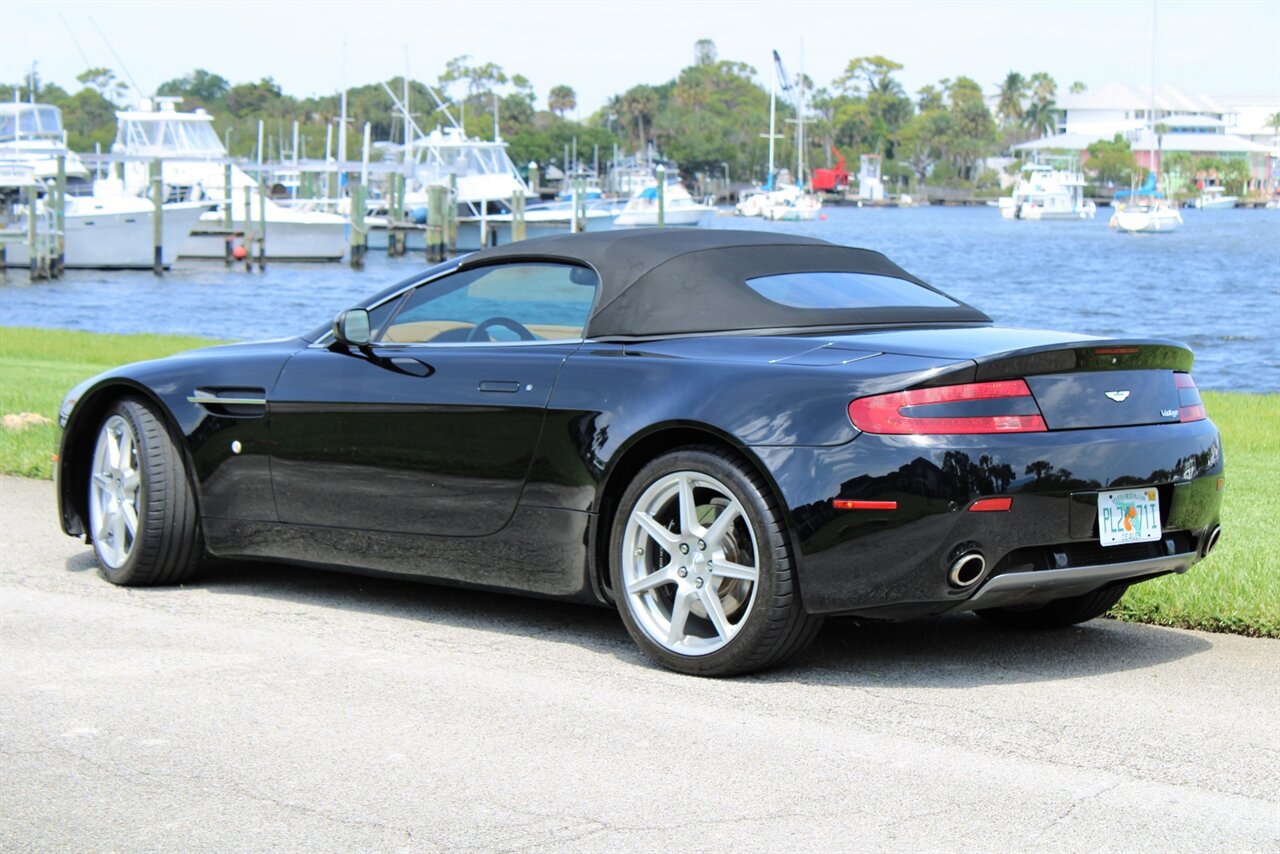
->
[56,230,1224,676]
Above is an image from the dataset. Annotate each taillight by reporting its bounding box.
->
[848,380,1047,435]
[1174,372,1206,422]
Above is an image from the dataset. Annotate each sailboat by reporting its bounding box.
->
[736,50,822,221]
[1111,171,1182,233]
[1112,3,1182,234]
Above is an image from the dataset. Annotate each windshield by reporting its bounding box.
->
[0,106,63,142]
[115,118,225,154]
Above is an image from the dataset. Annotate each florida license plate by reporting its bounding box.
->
[1098,488,1162,546]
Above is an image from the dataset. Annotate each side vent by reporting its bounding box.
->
[187,388,267,418]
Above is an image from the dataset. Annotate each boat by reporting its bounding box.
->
[998,162,1097,220]
[1191,186,1238,210]
[1,103,209,269]
[736,50,824,221]
[1111,6,1183,235]
[761,185,823,221]
[1110,172,1183,233]
[111,98,348,261]
[0,103,92,192]
[613,181,714,227]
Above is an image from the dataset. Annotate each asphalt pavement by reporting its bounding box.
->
[2,474,1277,852]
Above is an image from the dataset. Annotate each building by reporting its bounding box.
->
[1014,83,1276,194]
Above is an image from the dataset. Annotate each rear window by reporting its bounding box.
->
[745,271,958,309]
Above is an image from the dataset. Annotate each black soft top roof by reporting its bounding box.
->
[458,228,991,340]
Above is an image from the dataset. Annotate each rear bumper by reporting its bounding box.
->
[754,418,1224,618]
[951,550,1196,613]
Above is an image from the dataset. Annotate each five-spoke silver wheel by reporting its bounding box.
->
[89,414,142,569]
[620,470,760,655]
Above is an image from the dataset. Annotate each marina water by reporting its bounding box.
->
[2,205,1276,392]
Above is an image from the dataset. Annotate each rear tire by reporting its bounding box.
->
[975,584,1129,629]
[609,446,822,677]
[87,397,203,586]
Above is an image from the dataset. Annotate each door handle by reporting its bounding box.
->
[478,380,521,393]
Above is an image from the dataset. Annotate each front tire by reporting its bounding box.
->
[609,446,821,676]
[88,397,203,586]
[975,584,1129,629]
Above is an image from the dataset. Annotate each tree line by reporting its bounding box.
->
[4,41,1189,191]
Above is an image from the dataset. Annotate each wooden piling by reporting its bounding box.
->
[54,154,66,275]
[511,190,525,242]
[257,179,267,270]
[446,173,458,255]
[656,165,666,228]
[151,159,164,275]
[528,162,539,196]
[25,185,38,281]
[243,186,254,273]
[349,175,366,269]
[223,162,233,265]
[426,184,445,263]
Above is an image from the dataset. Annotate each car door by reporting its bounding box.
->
[268,261,599,537]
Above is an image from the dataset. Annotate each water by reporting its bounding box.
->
[2,205,1277,391]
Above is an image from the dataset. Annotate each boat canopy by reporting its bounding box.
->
[1114,172,1164,199]
[0,104,63,142]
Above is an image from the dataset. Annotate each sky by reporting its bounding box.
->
[3,0,1278,115]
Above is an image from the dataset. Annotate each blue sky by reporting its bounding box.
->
[3,0,1278,114]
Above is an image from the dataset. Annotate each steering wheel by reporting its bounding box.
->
[466,316,537,342]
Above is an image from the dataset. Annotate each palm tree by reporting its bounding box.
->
[1022,98,1058,138]
[995,71,1027,127]
[1028,72,1057,106]
[621,85,658,157]
[548,85,576,118]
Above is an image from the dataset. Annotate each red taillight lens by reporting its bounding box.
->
[1174,372,1206,422]
[848,380,1047,435]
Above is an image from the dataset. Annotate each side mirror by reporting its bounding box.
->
[333,308,371,347]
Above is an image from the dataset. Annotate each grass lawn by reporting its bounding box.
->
[1,326,1276,637]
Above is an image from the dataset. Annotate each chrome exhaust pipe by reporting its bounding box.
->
[1202,526,1221,557]
[947,552,987,589]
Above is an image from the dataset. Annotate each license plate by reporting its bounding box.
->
[1098,488,1162,546]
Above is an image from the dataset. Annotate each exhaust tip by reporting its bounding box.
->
[948,552,987,589]
[1202,526,1221,557]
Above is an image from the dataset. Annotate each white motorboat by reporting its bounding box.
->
[613,181,714,227]
[4,192,209,269]
[112,99,347,261]
[1191,186,1238,210]
[999,163,1097,220]
[1,103,209,269]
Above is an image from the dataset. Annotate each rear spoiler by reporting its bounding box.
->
[919,339,1195,388]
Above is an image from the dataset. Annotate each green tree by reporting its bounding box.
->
[1085,133,1138,185]
[1028,72,1057,105]
[1022,97,1058,137]
[694,38,717,66]
[939,76,997,180]
[620,84,659,155]
[226,77,284,118]
[548,85,576,117]
[156,69,230,106]
[1070,81,1087,94]
[75,67,128,105]
[995,71,1027,126]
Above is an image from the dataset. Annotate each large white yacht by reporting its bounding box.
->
[111,99,347,260]
[1,102,207,269]
[999,163,1097,220]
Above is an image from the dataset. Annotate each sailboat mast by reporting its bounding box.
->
[798,41,805,189]
[768,67,776,181]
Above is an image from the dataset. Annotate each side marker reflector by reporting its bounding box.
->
[833,499,898,511]
[969,497,1013,512]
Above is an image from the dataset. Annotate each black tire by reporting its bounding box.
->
[975,584,1129,629]
[609,446,822,677]
[87,396,203,586]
